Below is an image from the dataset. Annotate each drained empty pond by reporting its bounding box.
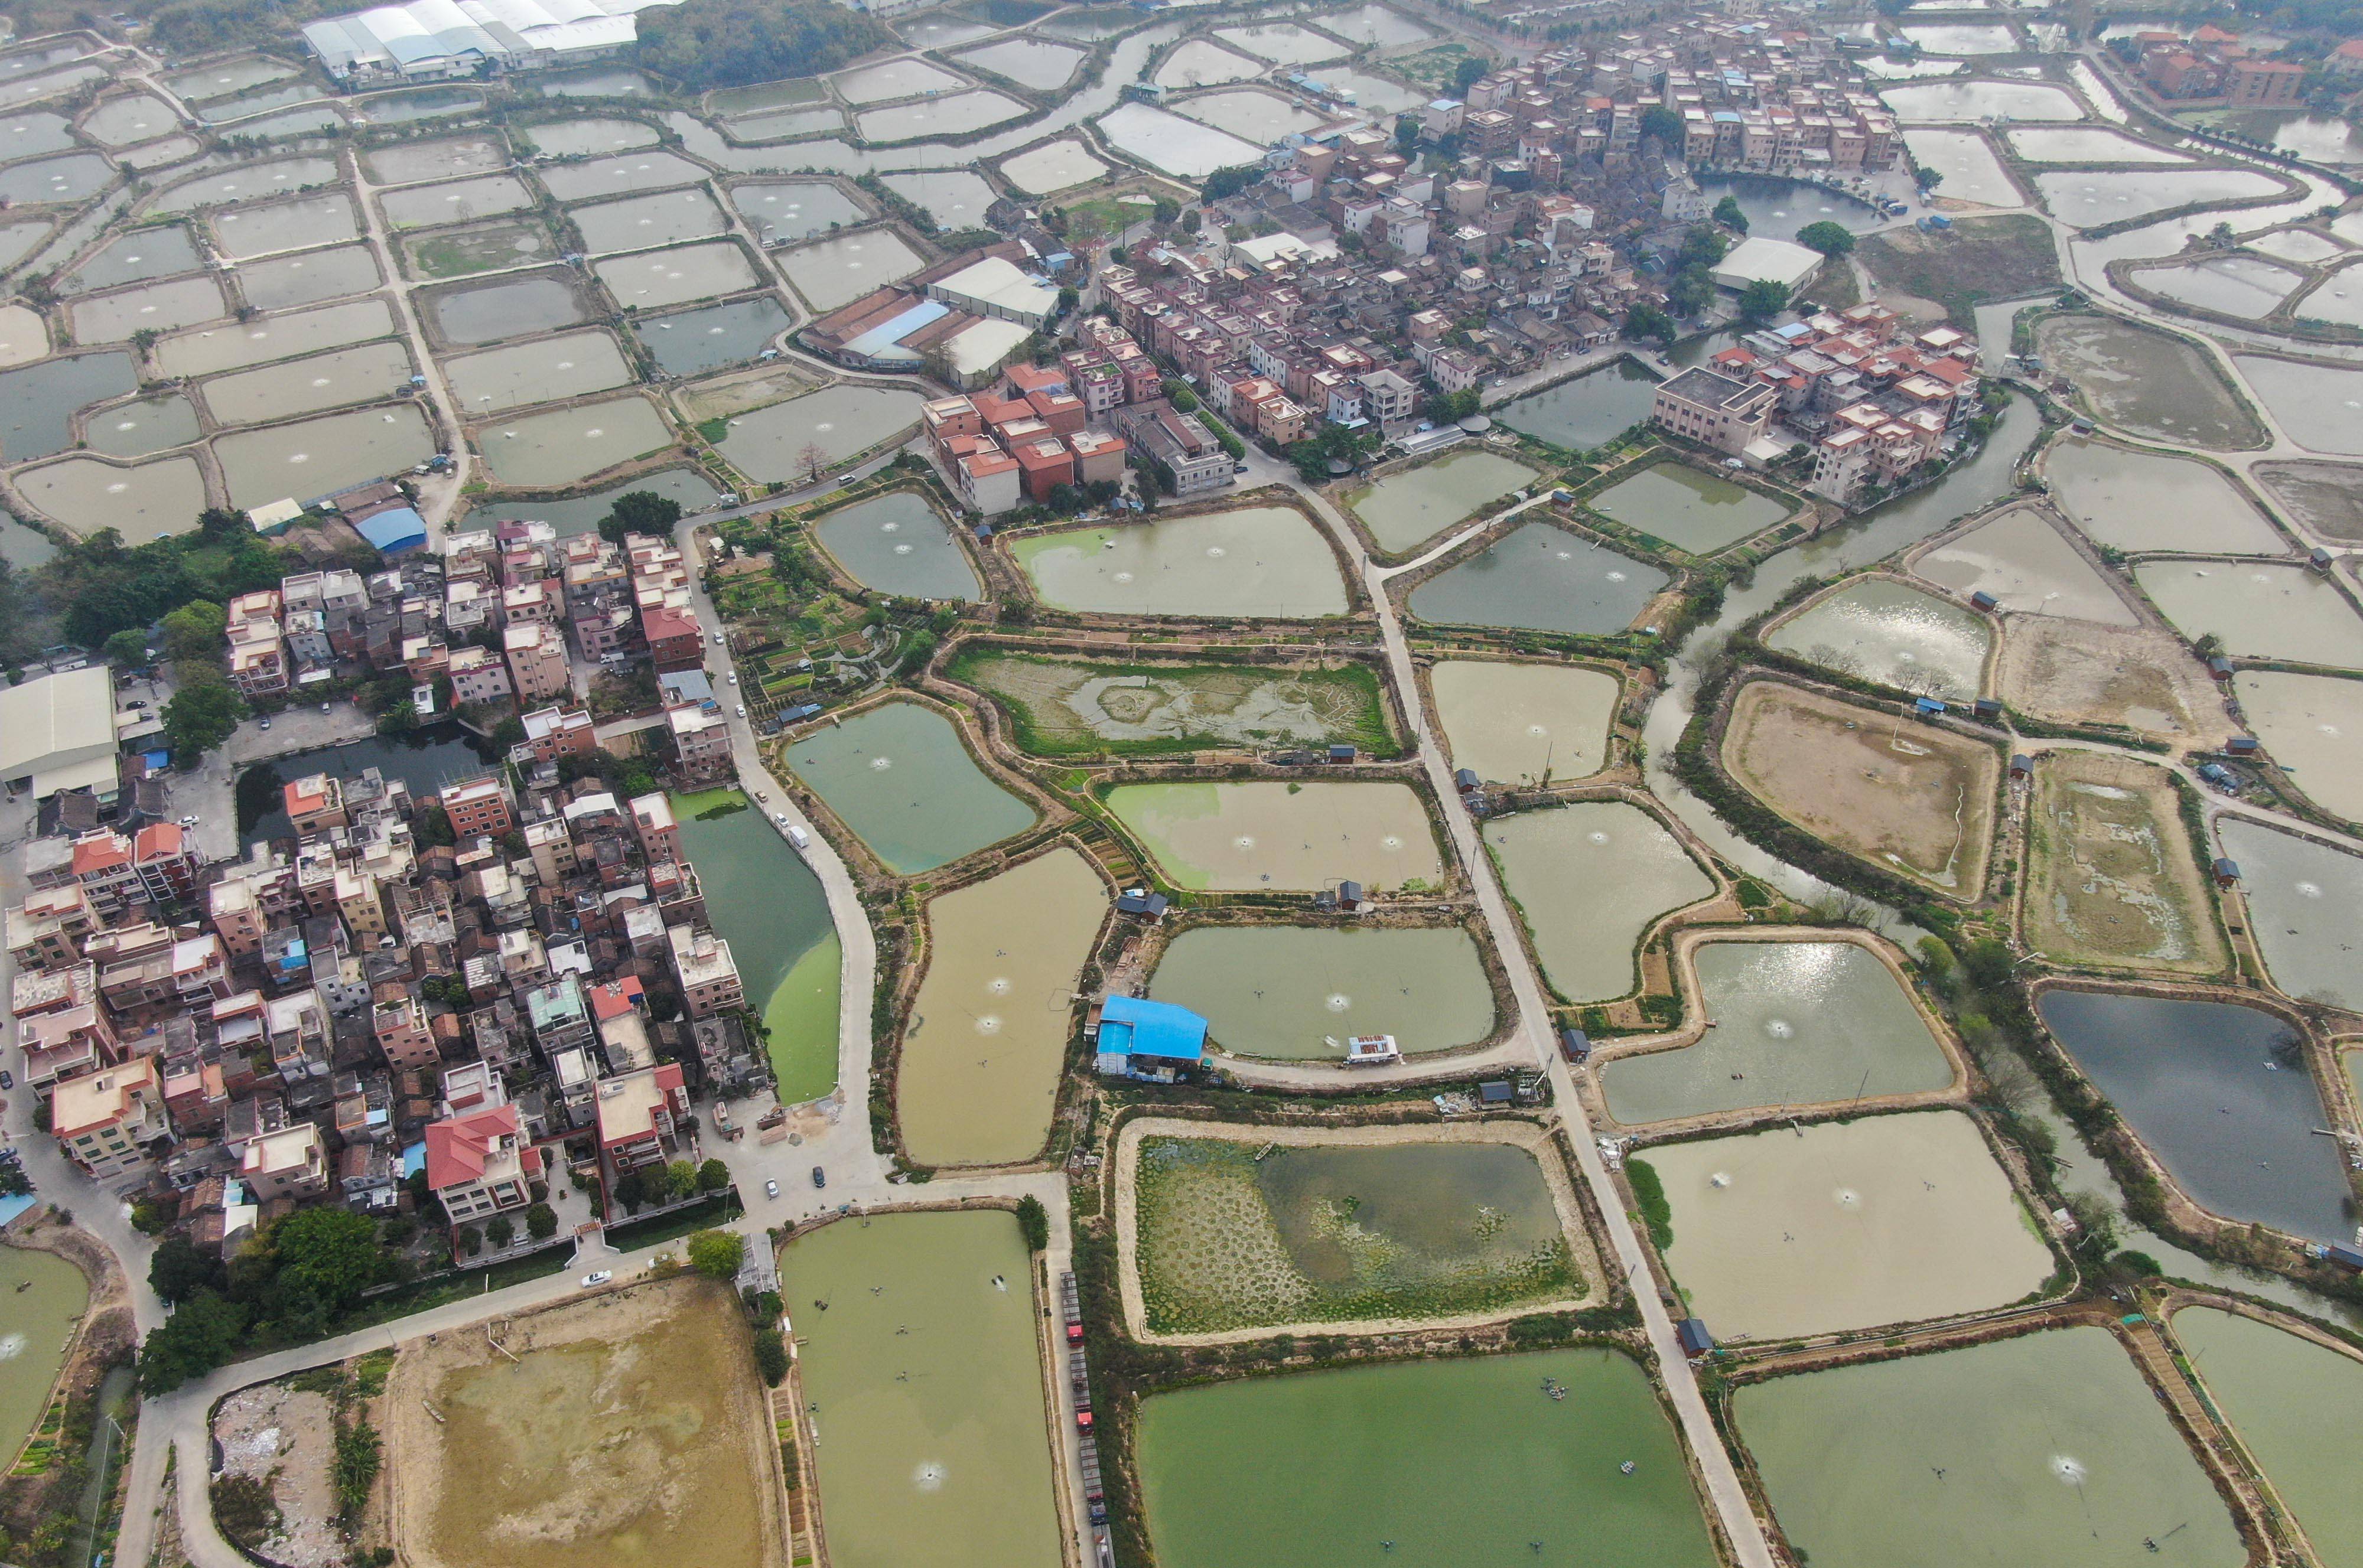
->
[1642,1111,2052,1338]
[782,700,1034,873]
[1136,1350,1718,1568]
[898,847,1105,1167]
[1739,1328,2240,1568]
[1106,780,1441,892]
[1129,1129,1583,1335]
[2024,751,2224,974]
[1148,924,1495,1060]
[951,650,1390,758]
[1487,800,1713,1004]
[2039,988,2351,1241]
[1011,508,1349,619]
[1601,939,1955,1125]
[1408,520,1668,634]
[780,1211,1060,1568]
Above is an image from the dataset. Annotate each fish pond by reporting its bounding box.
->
[592,240,759,310]
[474,394,674,488]
[2173,1307,2363,1567]
[1407,520,1668,634]
[782,700,1034,873]
[61,224,203,294]
[2230,354,2363,457]
[774,227,928,312]
[1011,507,1349,619]
[14,452,206,542]
[2133,255,2303,319]
[2033,314,2266,449]
[1601,939,1956,1126]
[2042,436,2286,555]
[2233,670,2363,822]
[464,467,720,537]
[1106,780,1441,892]
[0,1246,86,1469]
[780,1211,1060,1568]
[1915,504,2136,624]
[1130,1131,1581,1334]
[810,490,979,601]
[425,273,588,345]
[1737,1327,2242,1568]
[1346,448,1538,553]
[671,789,839,1103]
[2040,988,2351,1241]
[948,650,1391,758]
[1495,358,1661,449]
[728,180,868,244]
[714,382,924,477]
[155,298,395,377]
[2219,817,2363,1010]
[200,341,417,428]
[1136,1349,1718,1568]
[897,847,1106,1167]
[1765,577,1991,700]
[1486,800,1713,1004]
[0,350,134,461]
[1148,924,1495,1060]
[635,296,790,377]
[444,328,632,414]
[569,187,728,254]
[1430,658,1618,785]
[2034,168,2286,229]
[2136,559,2363,667]
[238,244,382,312]
[1879,78,2087,122]
[84,393,199,457]
[215,403,437,509]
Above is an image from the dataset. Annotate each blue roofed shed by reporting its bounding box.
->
[359,506,428,555]
[1095,994,1207,1080]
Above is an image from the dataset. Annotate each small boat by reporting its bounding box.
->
[1620,1461,1637,1476]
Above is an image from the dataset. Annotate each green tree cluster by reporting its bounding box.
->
[1712,194,1749,233]
[598,490,685,547]
[1795,220,1856,257]
[635,0,891,89]
[688,1228,745,1280]
[140,1208,404,1394]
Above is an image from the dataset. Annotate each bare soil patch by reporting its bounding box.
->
[1721,680,1998,899]
[2254,459,2363,543]
[1995,614,2226,744]
[385,1276,780,1568]
[211,1383,344,1568]
[2023,751,2227,976]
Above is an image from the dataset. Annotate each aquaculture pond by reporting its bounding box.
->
[780,1211,1060,1568]
[1879,78,2087,122]
[1496,359,1661,449]
[570,187,728,254]
[1132,1133,1580,1334]
[2135,255,2303,320]
[216,403,437,510]
[444,330,632,415]
[1010,507,1349,619]
[1485,800,1713,1005]
[2257,459,2363,542]
[1915,504,2137,624]
[2035,168,2285,229]
[0,350,134,461]
[0,1246,86,1468]
[2042,436,2287,555]
[1765,577,1991,700]
[782,700,1034,874]
[1106,780,1441,892]
[593,240,759,310]
[84,394,198,457]
[61,224,203,294]
[949,651,1391,758]
[635,296,792,378]
[2025,752,2224,974]
[728,180,869,244]
[238,245,382,312]
[2230,354,2363,457]
[899,847,1105,1167]
[464,467,721,537]
[1601,940,1955,1125]
[473,395,674,488]
[1346,448,1538,553]
[1896,129,2022,207]
[775,228,926,312]
[716,383,924,477]
[1093,100,1264,178]
[1147,924,1495,1060]
[671,790,839,1103]
[1430,658,1619,785]
[2173,1308,2363,1567]
[69,275,227,344]
[2039,988,2351,1241]
[2033,315,2266,449]
[1743,1328,2239,1568]
[2232,670,2363,822]
[377,175,530,232]
[2136,560,2363,667]
[1135,1349,1719,1568]
[1646,1110,2052,1339]
[155,298,395,377]
[426,274,588,345]
[13,453,206,542]
[811,491,979,601]
[2219,817,2363,1011]
[1587,461,1791,555]
[1408,520,1668,634]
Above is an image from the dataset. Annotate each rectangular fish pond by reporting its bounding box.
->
[634,296,791,378]
[1735,1326,2242,1568]
[1600,939,1957,1126]
[1344,448,1539,554]
[1147,924,1495,1060]
[473,393,676,488]
[2038,987,2352,1243]
[1135,1349,1718,1568]
[214,403,435,509]
[670,788,839,1103]
[463,467,720,538]
[1010,507,1350,619]
[2172,1306,2363,1567]
[714,382,925,477]
[1496,358,1662,450]
[896,846,1106,1167]
[780,698,1035,873]
[443,330,634,415]
[1763,576,1992,700]
[1127,1126,1589,1335]
[780,1211,1061,1568]
[1485,800,1714,1005]
[1105,780,1441,892]
[1586,461,1792,555]
[1428,658,1619,785]
[2216,817,2363,1011]
[2135,559,2363,668]
[1636,1109,2053,1339]
[2023,751,2225,974]
[948,649,1392,759]
[1407,520,1668,634]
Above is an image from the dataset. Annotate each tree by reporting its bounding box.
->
[527,1202,559,1240]
[269,1205,388,1318]
[696,1158,732,1193]
[104,627,151,666]
[797,442,831,485]
[1015,1195,1049,1252]
[1451,55,1488,96]
[751,1326,789,1385]
[149,1234,224,1306]
[161,599,227,661]
[1915,165,1944,192]
[598,490,684,547]
[632,0,891,89]
[139,1289,249,1394]
[1394,114,1420,154]
[1737,278,1791,323]
[486,1214,515,1248]
[686,1228,744,1281]
[666,1159,701,1199]
[1795,220,1856,258]
[614,1169,647,1214]
[457,1224,482,1256]
[162,678,244,763]
[1713,194,1749,233]
[1199,164,1261,204]
[1639,104,1682,147]
[1623,303,1674,343]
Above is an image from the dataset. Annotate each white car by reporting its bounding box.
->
[734,703,746,718]
[581,1270,612,1287]
[727,671,738,685]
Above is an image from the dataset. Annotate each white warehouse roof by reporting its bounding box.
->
[304,0,681,76]
[925,256,1060,329]
[1711,236,1825,294]
[0,666,118,797]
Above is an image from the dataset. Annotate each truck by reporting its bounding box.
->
[1060,1271,1083,1344]
[1078,1435,1107,1524]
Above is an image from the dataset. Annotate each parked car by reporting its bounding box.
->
[727,671,738,685]
[764,1179,780,1199]
[581,1270,612,1287]
[734,704,746,719]
[811,1166,826,1189]
[258,717,271,731]
[320,702,331,713]
[0,1070,13,1090]
[125,699,147,710]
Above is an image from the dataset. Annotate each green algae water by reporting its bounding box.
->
[2174,1306,2363,1567]
[782,700,1036,873]
[0,1246,84,1466]
[780,1211,1059,1568]
[671,790,838,1101]
[1136,1349,1719,1567]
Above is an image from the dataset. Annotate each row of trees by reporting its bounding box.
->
[635,0,892,90]
[142,1206,409,1393]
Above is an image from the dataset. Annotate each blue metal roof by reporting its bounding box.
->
[359,506,427,553]
[1097,995,1207,1061]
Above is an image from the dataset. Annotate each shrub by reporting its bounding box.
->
[211,1473,278,1549]
[526,1202,558,1240]
[486,1215,515,1249]
[1015,1194,1049,1253]
[1626,1157,1674,1252]
[752,1326,788,1385]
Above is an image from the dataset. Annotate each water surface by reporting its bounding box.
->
[2043,436,2286,555]
[1766,577,1991,699]
[1148,924,1495,1059]
[1430,659,1619,784]
[2232,670,2363,821]
[2136,560,2363,667]
[0,1246,86,1468]
[812,491,979,601]
[2217,817,2363,1010]
[1486,800,1713,1004]
[2174,1307,2363,1566]
[1013,508,1349,619]
[1408,520,1667,634]
[1348,448,1537,553]
[1108,780,1441,892]
[783,700,1035,873]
